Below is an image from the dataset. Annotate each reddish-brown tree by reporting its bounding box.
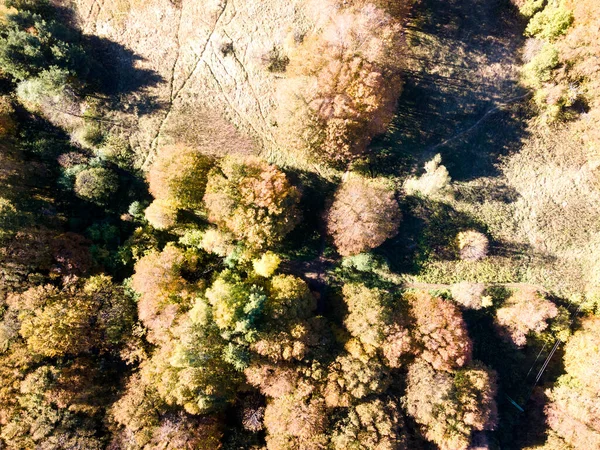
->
[326,176,401,256]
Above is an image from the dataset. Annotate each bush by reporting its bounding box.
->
[74,167,118,204]
[522,43,560,87]
[451,282,487,309]
[0,96,15,138]
[404,154,452,199]
[325,175,401,256]
[457,230,489,261]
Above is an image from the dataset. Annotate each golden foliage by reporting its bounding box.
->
[204,156,301,251]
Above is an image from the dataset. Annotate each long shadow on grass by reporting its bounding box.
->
[370,0,529,181]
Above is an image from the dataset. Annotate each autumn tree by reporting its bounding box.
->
[278,2,405,165]
[203,156,301,251]
[7,276,135,358]
[252,275,318,362]
[404,361,498,450]
[147,144,213,210]
[131,244,200,344]
[263,389,329,450]
[0,358,112,449]
[323,346,390,407]
[407,291,472,371]
[144,199,178,230]
[495,289,558,347]
[109,373,223,450]
[544,317,600,448]
[325,176,401,256]
[330,397,408,450]
[140,309,241,415]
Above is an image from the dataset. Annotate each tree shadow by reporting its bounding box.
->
[376,196,489,274]
[49,3,166,115]
[370,0,530,181]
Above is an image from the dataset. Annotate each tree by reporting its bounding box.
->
[140,313,240,416]
[253,252,282,277]
[331,397,408,450]
[109,373,223,450]
[205,270,266,345]
[323,348,390,407]
[495,289,558,347]
[342,283,393,348]
[0,360,108,450]
[74,167,119,204]
[252,275,318,363]
[0,4,89,81]
[404,361,497,450]
[203,156,301,251]
[457,230,489,261]
[544,317,600,449]
[408,291,472,372]
[325,176,401,256]
[278,3,405,165]
[144,199,178,230]
[131,244,199,344]
[147,144,213,210]
[263,391,329,450]
[7,276,135,358]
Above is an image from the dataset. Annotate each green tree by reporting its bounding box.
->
[147,144,213,210]
[74,167,119,204]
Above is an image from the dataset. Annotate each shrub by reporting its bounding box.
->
[74,167,118,204]
[203,156,301,251]
[457,230,489,261]
[325,175,401,256]
[0,96,15,138]
[522,43,560,87]
[404,154,452,199]
[100,135,134,169]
